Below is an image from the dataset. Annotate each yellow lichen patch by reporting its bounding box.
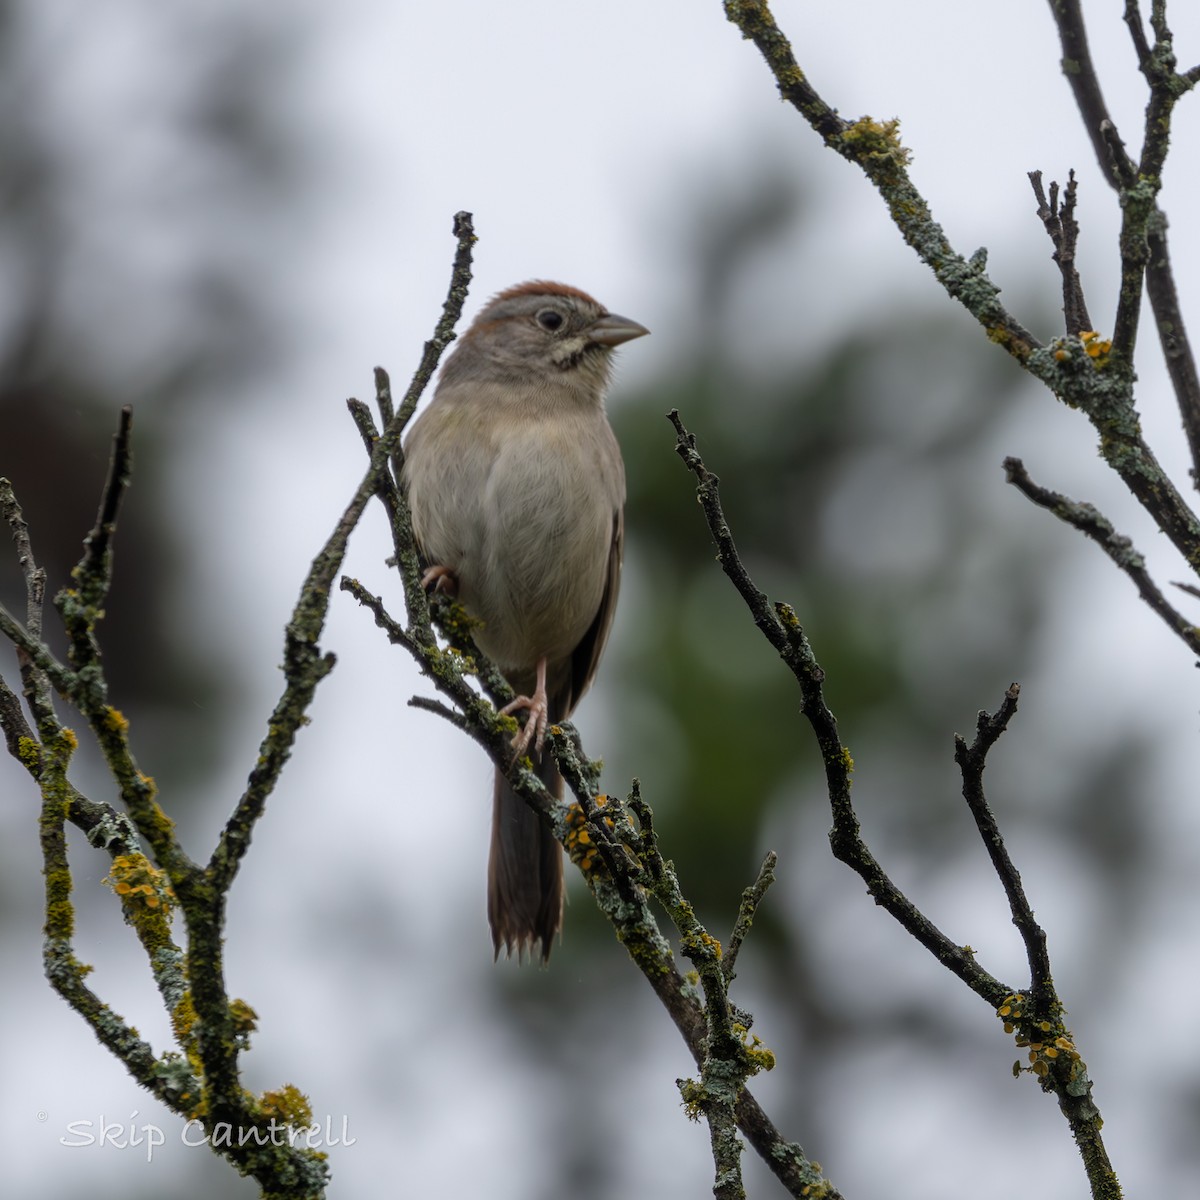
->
[229,998,259,1037]
[17,736,41,770]
[591,793,634,834]
[776,63,806,90]
[999,993,1084,1080]
[776,603,802,630]
[104,853,176,916]
[494,712,521,739]
[171,992,198,1047]
[839,116,912,168]
[677,1077,707,1122]
[102,707,130,734]
[564,803,600,872]
[734,1023,776,1075]
[1080,330,1113,363]
[258,1083,313,1128]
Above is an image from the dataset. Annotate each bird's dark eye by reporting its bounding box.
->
[536,309,565,332]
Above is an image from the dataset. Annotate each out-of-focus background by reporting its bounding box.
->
[1,3,1197,1197]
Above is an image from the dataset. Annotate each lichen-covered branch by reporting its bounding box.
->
[723,851,777,986]
[724,0,1200,589]
[1049,0,1200,482]
[0,214,486,1199]
[1,454,331,1195]
[723,1,1041,368]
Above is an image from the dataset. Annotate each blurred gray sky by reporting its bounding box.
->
[2,3,1199,1198]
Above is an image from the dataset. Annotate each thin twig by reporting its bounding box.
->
[210,213,476,897]
[724,851,778,985]
[0,479,155,863]
[1004,457,1200,654]
[346,391,406,562]
[627,779,774,1200]
[1028,170,1093,335]
[408,694,467,728]
[952,685,1053,999]
[41,410,196,881]
[0,477,54,729]
[394,212,476,429]
[547,726,643,898]
[39,730,189,1103]
[0,476,47,640]
[371,367,408,497]
[76,405,133,607]
[1123,1,1154,76]
[0,602,77,699]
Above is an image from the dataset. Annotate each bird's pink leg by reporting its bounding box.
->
[420,564,459,597]
[500,656,550,759]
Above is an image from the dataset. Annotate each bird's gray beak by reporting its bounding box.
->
[589,312,650,346]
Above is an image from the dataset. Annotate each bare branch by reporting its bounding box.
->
[1123,1,1154,77]
[1028,169,1093,335]
[1048,1,1137,181]
[953,685,1053,999]
[1004,457,1200,655]
[76,404,133,609]
[669,409,1008,1002]
[670,406,1118,1193]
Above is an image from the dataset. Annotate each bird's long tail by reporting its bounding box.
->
[488,754,563,963]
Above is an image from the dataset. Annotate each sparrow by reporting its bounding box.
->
[402,280,648,961]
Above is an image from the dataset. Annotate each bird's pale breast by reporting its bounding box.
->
[405,393,623,679]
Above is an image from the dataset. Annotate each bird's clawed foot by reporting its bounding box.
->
[500,657,550,761]
[420,565,459,597]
